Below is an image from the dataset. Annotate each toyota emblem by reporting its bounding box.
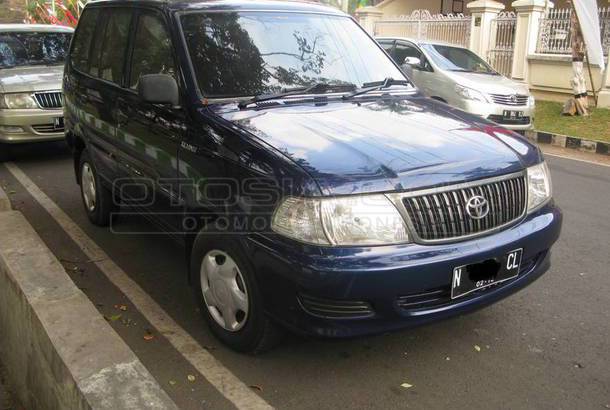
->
[466,195,489,219]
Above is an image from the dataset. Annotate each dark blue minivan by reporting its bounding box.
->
[64,0,562,352]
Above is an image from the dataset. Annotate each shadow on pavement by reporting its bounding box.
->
[0,141,71,164]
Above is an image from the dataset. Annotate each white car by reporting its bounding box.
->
[0,24,73,146]
[377,37,535,130]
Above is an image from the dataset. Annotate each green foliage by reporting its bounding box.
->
[26,0,82,26]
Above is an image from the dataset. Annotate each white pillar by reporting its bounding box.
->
[467,0,505,59]
[597,47,610,108]
[511,0,554,81]
[355,6,384,36]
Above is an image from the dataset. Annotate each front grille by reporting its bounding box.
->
[34,91,63,109]
[396,288,449,310]
[298,294,374,319]
[32,123,64,133]
[401,173,527,242]
[488,114,531,125]
[489,93,529,106]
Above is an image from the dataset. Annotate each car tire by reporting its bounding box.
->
[79,149,116,226]
[190,228,282,353]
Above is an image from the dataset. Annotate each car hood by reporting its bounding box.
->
[218,97,541,195]
[445,71,530,95]
[0,65,64,93]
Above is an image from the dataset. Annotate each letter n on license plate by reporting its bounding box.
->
[53,116,64,129]
[451,249,523,299]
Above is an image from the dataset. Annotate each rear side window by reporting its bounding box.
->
[71,8,99,72]
[98,8,132,84]
[129,12,176,89]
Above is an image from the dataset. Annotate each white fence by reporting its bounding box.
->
[374,10,472,48]
[536,7,610,55]
[487,12,517,77]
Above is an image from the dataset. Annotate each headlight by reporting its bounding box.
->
[454,84,489,103]
[528,95,536,106]
[0,93,39,109]
[272,194,410,246]
[527,161,552,212]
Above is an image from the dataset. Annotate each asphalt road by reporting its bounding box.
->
[1,141,609,410]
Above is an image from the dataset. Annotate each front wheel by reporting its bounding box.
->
[79,149,116,226]
[191,232,281,353]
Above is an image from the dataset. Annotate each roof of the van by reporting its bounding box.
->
[375,36,464,49]
[86,0,346,15]
[0,24,74,33]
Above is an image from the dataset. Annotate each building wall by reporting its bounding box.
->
[0,0,26,23]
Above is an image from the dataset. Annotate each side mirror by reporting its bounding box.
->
[403,56,422,68]
[137,74,179,107]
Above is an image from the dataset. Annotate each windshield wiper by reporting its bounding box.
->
[237,82,357,109]
[342,77,411,100]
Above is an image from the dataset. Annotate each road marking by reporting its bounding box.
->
[3,162,273,410]
[543,152,610,168]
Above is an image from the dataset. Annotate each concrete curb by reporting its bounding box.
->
[523,130,610,156]
[0,197,177,409]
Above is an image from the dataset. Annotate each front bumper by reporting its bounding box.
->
[457,100,535,130]
[0,108,65,144]
[247,202,562,338]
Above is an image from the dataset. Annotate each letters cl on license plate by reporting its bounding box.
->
[451,249,523,299]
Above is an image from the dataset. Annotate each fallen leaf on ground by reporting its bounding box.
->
[105,314,122,322]
[249,385,263,392]
[187,375,196,382]
[474,345,481,352]
[114,304,128,311]
[400,382,413,389]
[169,380,176,386]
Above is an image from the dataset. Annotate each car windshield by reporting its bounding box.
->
[180,11,408,98]
[421,44,498,75]
[0,31,72,68]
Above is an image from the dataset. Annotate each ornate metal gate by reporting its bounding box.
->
[375,10,472,48]
[487,12,517,77]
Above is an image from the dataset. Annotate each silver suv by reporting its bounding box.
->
[0,24,73,146]
[377,37,535,131]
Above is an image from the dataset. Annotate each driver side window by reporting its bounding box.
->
[129,12,176,90]
[395,43,431,71]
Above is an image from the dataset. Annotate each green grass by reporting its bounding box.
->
[534,100,610,142]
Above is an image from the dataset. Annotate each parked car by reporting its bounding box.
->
[376,37,535,130]
[65,0,561,352]
[0,24,73,152]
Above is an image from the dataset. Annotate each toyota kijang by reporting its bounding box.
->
[64,0,562,352]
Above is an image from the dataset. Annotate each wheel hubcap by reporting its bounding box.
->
[81,162,97,212]
[200,250,249,332]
